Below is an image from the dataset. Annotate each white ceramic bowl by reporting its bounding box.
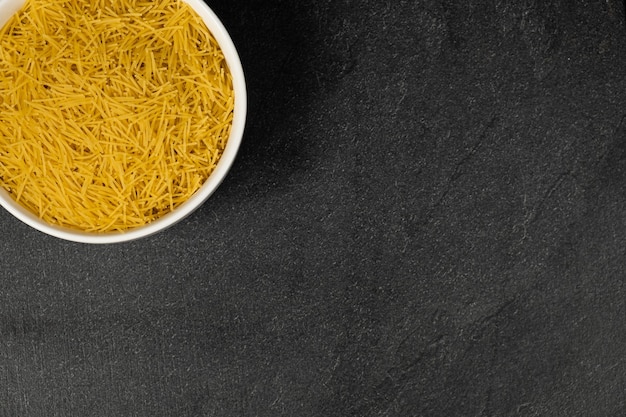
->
[0,0,246,244]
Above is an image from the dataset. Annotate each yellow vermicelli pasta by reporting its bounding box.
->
[0,0,234,232]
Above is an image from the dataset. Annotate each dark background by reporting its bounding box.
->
[2,0,626,415]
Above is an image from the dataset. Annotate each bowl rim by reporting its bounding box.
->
[0,0,247,244]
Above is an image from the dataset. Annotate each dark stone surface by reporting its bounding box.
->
[2,0,626,415]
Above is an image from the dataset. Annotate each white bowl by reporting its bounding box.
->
[0,0,246,244]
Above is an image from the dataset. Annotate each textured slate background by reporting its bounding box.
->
[2,0,626,415]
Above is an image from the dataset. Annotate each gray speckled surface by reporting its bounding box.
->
[3,0,626,416]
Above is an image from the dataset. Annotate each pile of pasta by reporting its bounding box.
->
[0,0,234,232]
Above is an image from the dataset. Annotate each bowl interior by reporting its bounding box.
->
[0,0,246,244]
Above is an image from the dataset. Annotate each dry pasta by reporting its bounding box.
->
[0,0,234,232]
